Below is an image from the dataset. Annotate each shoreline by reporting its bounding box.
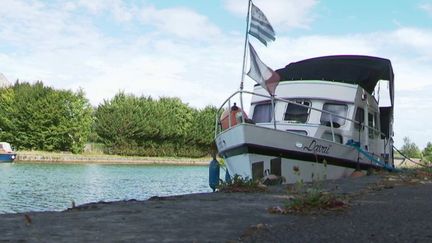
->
[15,152,210,165]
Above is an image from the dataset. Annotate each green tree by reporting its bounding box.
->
[94,92,217,157]
[153,97,193,139]
[0,87,16,142]
[55,89,93,153]
[400,137,422,159]
[0,81,92,153]
[94,92,149,155]
[422,142,432,163]
[187,105,217,146]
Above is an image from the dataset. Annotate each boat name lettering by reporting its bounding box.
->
[303,140,331,154]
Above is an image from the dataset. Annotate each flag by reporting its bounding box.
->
[247,42,280,95]
[248,3,276,46]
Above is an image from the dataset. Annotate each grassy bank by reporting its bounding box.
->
[15,150,210,165]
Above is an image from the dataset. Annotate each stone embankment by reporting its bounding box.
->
[16,152,209,165]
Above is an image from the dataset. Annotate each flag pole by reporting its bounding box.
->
[240,0,252,91]
[238,0,252,123]
[271,94,276,129]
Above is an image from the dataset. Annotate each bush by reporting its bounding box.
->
[94,92,217,157]
[400,137,422,159]
[0,81,92,153]
[423,142,432,163]
[217,175,266,193]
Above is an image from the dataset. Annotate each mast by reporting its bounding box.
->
[239,0,252,91]
[237,0,252,123]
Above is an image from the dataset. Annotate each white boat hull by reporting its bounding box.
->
[223,154,357,184]
[216,124,381,183]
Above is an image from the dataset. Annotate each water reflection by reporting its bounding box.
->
[0,163,211,213]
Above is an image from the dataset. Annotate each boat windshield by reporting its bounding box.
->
[284,99,311,123]
[0,143,12,152]
[320,103,348,127]
[252,103,272,123]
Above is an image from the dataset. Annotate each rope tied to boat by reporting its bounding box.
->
[393,146,432,169]
[346,139,398,172]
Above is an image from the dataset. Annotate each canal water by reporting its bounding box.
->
[0,163,213,214]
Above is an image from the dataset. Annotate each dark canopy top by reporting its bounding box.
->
[275,55,394,106]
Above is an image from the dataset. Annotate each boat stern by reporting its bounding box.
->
[0,142,16,163]
[0,153,16,163]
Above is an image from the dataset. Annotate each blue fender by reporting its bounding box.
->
[209,158,220,192]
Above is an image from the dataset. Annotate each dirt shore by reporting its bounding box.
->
[1,171,431,242]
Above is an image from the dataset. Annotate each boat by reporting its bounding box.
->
[215,55,395,183]
[0,142,17,163]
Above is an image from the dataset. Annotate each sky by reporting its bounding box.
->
[0,0,432,149]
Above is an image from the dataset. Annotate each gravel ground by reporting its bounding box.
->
[0,172,431,242]
[241,180,432,242]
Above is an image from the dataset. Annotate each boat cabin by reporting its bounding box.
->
[215,55,395,183]
[249,55,394,164]
[0,142,13,153]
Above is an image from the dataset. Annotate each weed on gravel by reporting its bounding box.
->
[268,182,349,214]
[217,175,267,193]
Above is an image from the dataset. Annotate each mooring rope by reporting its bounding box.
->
[392,146,431,169]
[346,140,397,171]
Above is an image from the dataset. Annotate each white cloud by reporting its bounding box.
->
[139,6,221,41]
[223,0,318,30]
[77,0,106,14]
[390,28,432,55]
[395,87,432,149]
[257,34,376,66]
[76,0,135,22]
[419,3,432,16]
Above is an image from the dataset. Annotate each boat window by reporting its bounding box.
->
[368,112,375,138]
[252,103,272,123]
[320,103,348,127]
[321,132,343,144]
[284,100,311,123]
[286,129,308,136]
[374,112,380,137]
[354,107,364,130]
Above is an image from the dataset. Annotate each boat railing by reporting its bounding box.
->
[215,90,390,153]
